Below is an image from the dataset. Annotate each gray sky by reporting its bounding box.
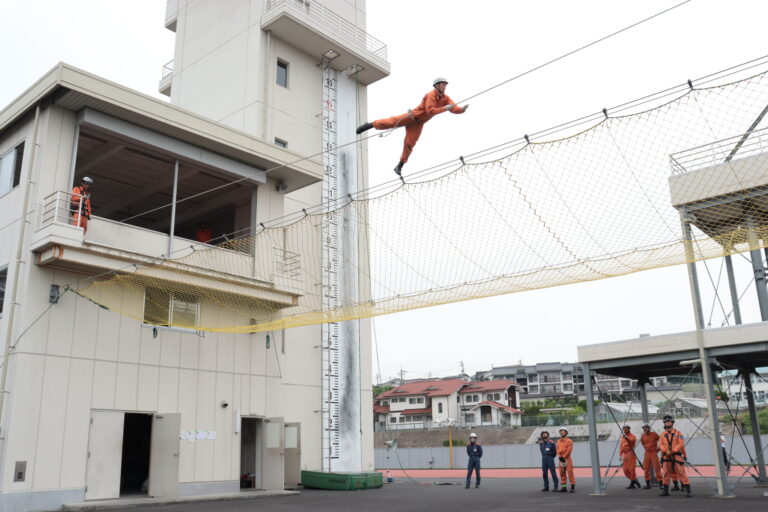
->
[1,0,767,383]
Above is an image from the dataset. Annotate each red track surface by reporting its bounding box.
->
[379,466,767,479]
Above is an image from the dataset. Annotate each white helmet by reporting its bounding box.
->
[469,432,477,438]
[81,176,94,184]
[558,427,568,434]
[433,77,448,87]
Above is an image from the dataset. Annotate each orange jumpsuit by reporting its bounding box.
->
[670,444,688,484]
[620,432,638,481]
[372,89,466,163]
[659,428,689,486]
[556,437,575,485]
[641,431,661,482]
[71,185,92,232]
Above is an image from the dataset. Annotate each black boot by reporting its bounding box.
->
[659,485,669,496]
[632,480,641,488]
[559,485,567,493]
[643,480,651,489]
[394,161,404,176]
[569,484,575,493]
[541,487,549,492]
[625,481,635,489]
[356,122,374,135]
[672,481,680,491]
[685,484,691,497]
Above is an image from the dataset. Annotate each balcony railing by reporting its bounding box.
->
[40,190,85,228]
[161,59,174,79]
[670,126,768,175]
[264,0,387,64]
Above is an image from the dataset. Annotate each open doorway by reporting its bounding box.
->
[120,413,152,496]
[240,418,262,490]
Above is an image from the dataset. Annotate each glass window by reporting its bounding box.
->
[438,402,443,413]
[0,142,24,196]
[0,267,7,315]
[409,398,416,404]
[171,293,199,327]
[390,417,396,423]
[417,397,424,403]
[143,287,199,328]
[274,138,287,148]
[276,60,288,87]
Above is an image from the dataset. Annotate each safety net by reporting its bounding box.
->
[76,61,768,333]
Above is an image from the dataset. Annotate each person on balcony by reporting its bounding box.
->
[356,77,468,177]
[71,176,93,232]
[195,222,213,244]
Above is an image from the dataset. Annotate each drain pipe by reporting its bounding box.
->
[0,104,42,468]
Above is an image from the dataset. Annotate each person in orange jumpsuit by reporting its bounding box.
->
[556,428,575,493]
[356,77,468,176]
[195,222,213,243]
[658,415,691,497]
[620,425,641,489]
[71,176,93,232]
[640,423,662,489]
[669,442,688,491]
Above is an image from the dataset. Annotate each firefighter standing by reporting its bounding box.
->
[640,423,662,489]
[356,77,468,176]
[71,176,93,232]
[465,433,482,489]
[539,431,559,492]
[556,428,575,493]
[620,425,641,489]
[659,415,691,497]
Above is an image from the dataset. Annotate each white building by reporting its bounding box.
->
[458,380,522,427]
[0,1,389,510]
[374,379,465,431]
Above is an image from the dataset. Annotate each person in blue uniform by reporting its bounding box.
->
[466,432,483,489]
[539,431,559,492]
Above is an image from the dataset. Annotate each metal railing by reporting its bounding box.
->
[264,0,388,64]
[161,59,174,80]
[39,190,85,228]
[670,126,768,175]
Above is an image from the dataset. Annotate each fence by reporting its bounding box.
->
[375,435,768,470]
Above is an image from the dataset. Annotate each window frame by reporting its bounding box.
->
[0,266,8,317]
[0,142,24,198]
[276,59,289,88]
[142,287,200,331]
[274,138,287,148]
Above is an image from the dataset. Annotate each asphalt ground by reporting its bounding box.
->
[105,477,768,512]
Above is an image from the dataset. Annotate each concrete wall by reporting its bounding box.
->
[375,435,768,470]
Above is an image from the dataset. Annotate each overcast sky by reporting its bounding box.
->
[1,0,767,383]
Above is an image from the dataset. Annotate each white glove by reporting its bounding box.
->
[445,104,454,112]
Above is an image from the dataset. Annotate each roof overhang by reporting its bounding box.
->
[0,63,322,192]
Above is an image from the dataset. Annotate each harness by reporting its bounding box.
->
[660,430,685,465]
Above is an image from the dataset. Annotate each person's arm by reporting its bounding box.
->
[478,444,483,458]
[440,94,467,114]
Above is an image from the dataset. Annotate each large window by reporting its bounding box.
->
[438,402,443,413]
[143,287,199,328]
[0,142,24,197]
[276,59,288,87]
[0,267,7,315]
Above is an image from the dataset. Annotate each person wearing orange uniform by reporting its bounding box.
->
[71,176,93,232]
[659,415,691,497]
[669,442,688,491]
[640,423,662,489]
[356,77,468,176]
[620,425,641,489]
[556,428,575,493]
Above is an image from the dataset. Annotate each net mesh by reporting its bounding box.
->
[76,67,768,333]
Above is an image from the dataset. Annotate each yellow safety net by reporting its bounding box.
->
[76,66,768,333]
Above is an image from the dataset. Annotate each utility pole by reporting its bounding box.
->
[459,361,465,375]
[399,366,405,384]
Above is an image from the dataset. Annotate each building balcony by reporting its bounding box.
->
[261,0,390,85]
[30,191,302,308]
[165,0,178,31]
[159,59,173,97]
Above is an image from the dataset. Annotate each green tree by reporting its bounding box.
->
[373,385,394,399]
[742,407,768,435]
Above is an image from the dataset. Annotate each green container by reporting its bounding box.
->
[301,470,384,490]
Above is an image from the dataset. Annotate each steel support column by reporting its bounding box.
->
[582,363,604,495]
[742,369,768,484]
[724,252,742,325]
[639,380,650,425]
[680,209,730,496]
[746,215,768,321]
[168,159,179,255]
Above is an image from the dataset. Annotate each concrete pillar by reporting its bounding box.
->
[582,363,604,495]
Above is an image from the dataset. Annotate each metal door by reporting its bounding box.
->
[85,411,125,500]
[261,417,284,490]
[284,422,301,487]
[148,413,180,497]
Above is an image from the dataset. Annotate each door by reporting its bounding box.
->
[284,423,301,487]
[261,417,284,491]
[85,411,125,500]
[148,413,180,497]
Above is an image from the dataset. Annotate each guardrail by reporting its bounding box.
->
[161,59,173,79]
[40,190,85,228]
[264,0,388,64]
[670,126,768,175]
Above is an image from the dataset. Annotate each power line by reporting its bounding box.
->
[119,0,693,225]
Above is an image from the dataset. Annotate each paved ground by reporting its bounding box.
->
[103,477,768,512]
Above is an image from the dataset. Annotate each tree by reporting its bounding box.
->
[373,385,394,399]
[742,407,768,435]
